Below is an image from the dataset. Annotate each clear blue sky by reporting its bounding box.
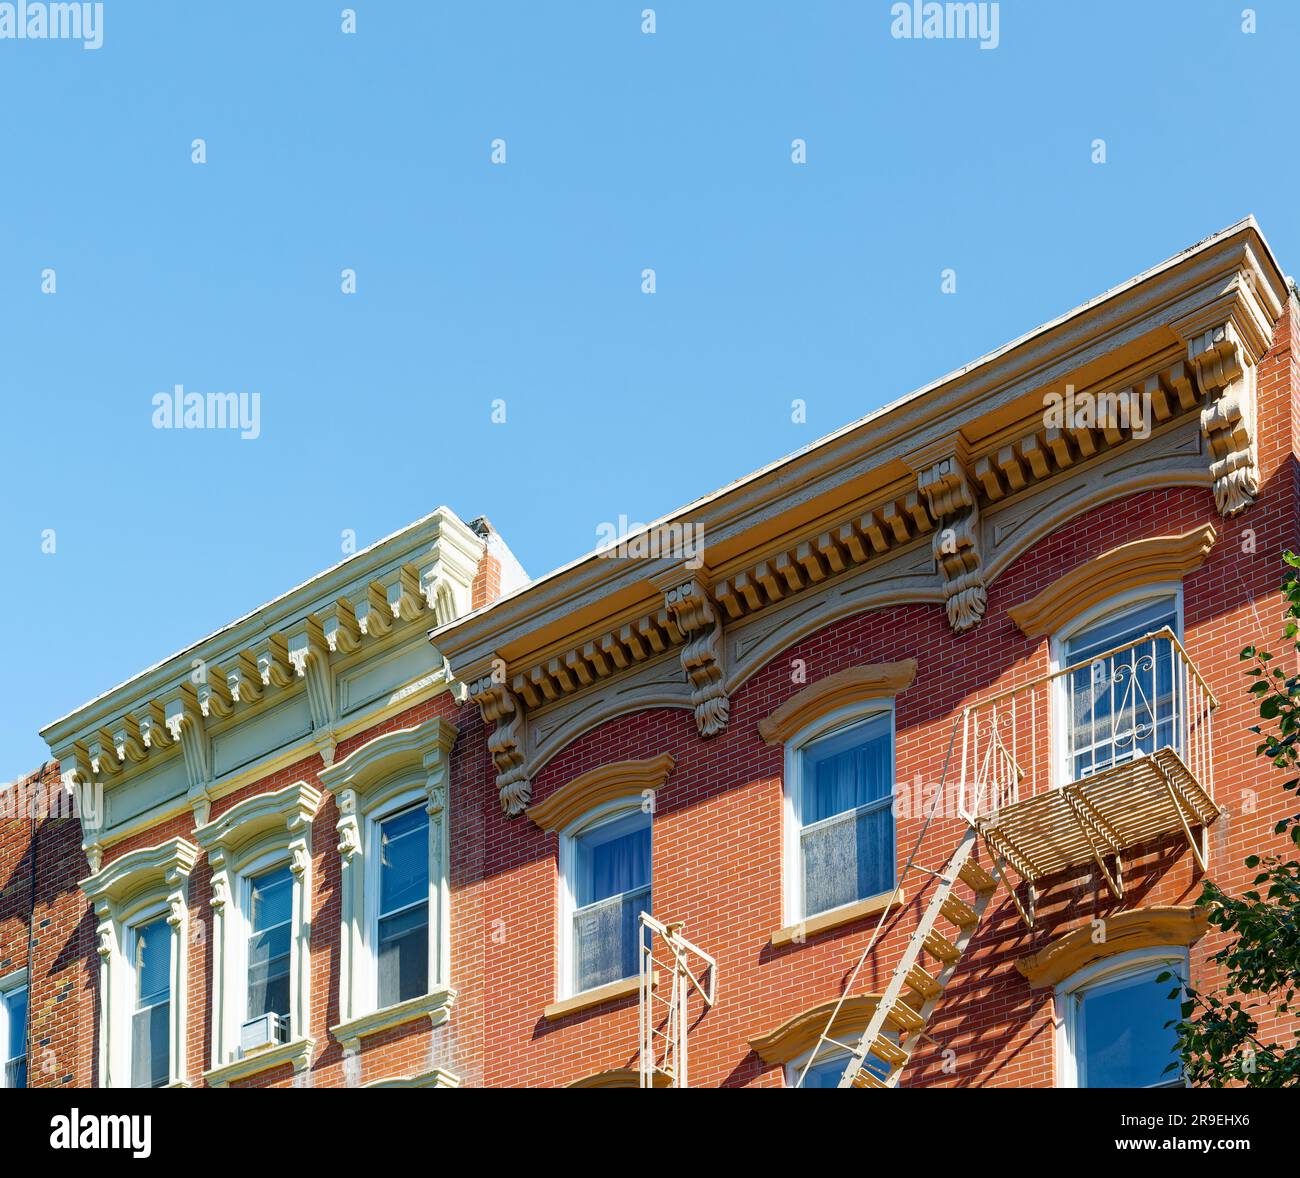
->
[2,1,1296,774]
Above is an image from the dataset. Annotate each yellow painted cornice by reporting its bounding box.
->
[750,995,885,1066]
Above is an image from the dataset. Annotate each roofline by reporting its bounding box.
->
[41,504,478,740]
[430,215,1286,645]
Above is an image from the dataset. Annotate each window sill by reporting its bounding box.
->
[203,1037,315,1088]
[771,889,905,947]
[330,985,457,1052]
[543,972,657,1022]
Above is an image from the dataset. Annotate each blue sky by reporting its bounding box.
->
[2,0,1296,773]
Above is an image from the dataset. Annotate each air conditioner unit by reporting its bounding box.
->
[239,1013,289,1056]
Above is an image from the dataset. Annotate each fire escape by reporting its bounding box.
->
[799,626,1220,1088]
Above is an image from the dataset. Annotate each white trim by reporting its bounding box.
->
[1048,585,1183,789]
[1054,945,1189,1089]
[782,701,896,927]
[557,796,652,1002]
[0,968,29,1090]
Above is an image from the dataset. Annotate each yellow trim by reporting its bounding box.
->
[543,973,651,1021]
[750,995,884,1066]
[1008,525,1216,639]
[758,661,918,745]
[527,755,675,832]
[771,889,904,947]
[1015,905,1209,989]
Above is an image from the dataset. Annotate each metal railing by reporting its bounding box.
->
[960,628,1216,821]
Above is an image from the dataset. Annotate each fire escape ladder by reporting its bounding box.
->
[638,913,717,1088]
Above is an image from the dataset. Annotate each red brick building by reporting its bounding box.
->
[11,218,1298,1089]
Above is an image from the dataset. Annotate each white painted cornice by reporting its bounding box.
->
[80,836,199,912]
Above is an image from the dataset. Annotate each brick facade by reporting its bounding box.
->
[10,228,1298,1089]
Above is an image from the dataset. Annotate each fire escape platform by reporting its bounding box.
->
[977,747,1220,885]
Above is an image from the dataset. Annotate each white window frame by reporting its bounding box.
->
[1054,945,1189,1089]
[1049,584,1183,789]
[362,789,436,1013]
[80,837,196,1089]
[319,717,456,1051]
[0,968,29,1090]
[194,781,319,1079]
[125,905,174,1089]
[557,796,652,1001]
[782,700,896,926]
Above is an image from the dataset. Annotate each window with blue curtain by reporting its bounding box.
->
[247,864,294,1024]
[799,713,895,918]
[131,917,171,1089]
[1064,597,1178,782]
[377,806,429,1008]
[572,809,651,992]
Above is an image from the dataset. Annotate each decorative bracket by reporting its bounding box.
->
[469,670,530,816]
[913,447,986,633]
[163,688,212,825]
[663,577,729,738]
[1188,322,1259,516]
[286,619,338,765]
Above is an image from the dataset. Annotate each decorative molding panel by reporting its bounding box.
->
[1015,905,1209,989]
[758,661,918,745]
[1008,525,1216,639]
[527,754,675,832]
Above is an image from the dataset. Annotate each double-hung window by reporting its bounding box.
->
[793,711,895,920]
[1060,951,1185,1088]
[1061,595,1179,784]
[131,916,172,1089]
[377,806,430,1008]
[246,865,294,1031]
[0,974,27,1089]
[565,806,651,995]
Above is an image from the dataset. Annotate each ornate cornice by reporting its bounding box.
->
[663,577,729,737]
[911,444,986,632]
[42,509,485,835]
[527,754,675,832]
[758,661,917,744]
[1008,525,1217,639]
[468,674,530,816]
[1015,905,1209,989]
[750,995,884,1066]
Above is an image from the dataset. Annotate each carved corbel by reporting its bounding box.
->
[135,702,172,751]
[163,688,212,825]
[915,451,987,633]
[385,566,425,622]
[469,672,530,816]
[335,788,361,859]
[353,585,392,639]
[86,734,120,776]
[255,635,293,689]
[197,674,232,720]
[111,718,147,765]
[663,578,729,738]
[1188,322,1259,516]
[287,619,338,765]
[321,604,360,655]
[225,653,262,705]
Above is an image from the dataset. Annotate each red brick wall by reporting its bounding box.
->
[468,304,1300,1087]
[0,762,96,1088]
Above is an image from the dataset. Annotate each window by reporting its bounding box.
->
[1059,950,1185,1088]
[562,804,651,995]
[786,1044,892,1088]
[131,916,172,1089]
[790,710,895,920]
[376,806,430,1008]
[246,865,294,1026]
[1060,594,1179,784]
[0,972,27,1089]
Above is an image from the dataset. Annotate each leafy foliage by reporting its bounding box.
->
[1163,552,1300,1087]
